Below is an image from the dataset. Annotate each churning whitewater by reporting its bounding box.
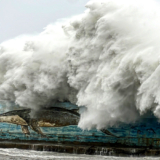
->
[0,0,160,130]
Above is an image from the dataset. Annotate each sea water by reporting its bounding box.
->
[0,148,159,160]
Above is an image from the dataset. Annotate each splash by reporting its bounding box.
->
[0,22,78,108]
[1,0,160,130]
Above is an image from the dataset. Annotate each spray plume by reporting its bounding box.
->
[0,0,160,130]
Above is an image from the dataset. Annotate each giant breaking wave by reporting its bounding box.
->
[0,0,160,130]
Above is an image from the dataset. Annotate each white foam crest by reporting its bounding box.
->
[67,0,160,129]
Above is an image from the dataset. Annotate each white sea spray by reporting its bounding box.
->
[1,0,160,130]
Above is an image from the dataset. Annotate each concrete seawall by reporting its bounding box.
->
[0,141,160,156]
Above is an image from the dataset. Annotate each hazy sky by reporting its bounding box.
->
[0,0,89,43]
